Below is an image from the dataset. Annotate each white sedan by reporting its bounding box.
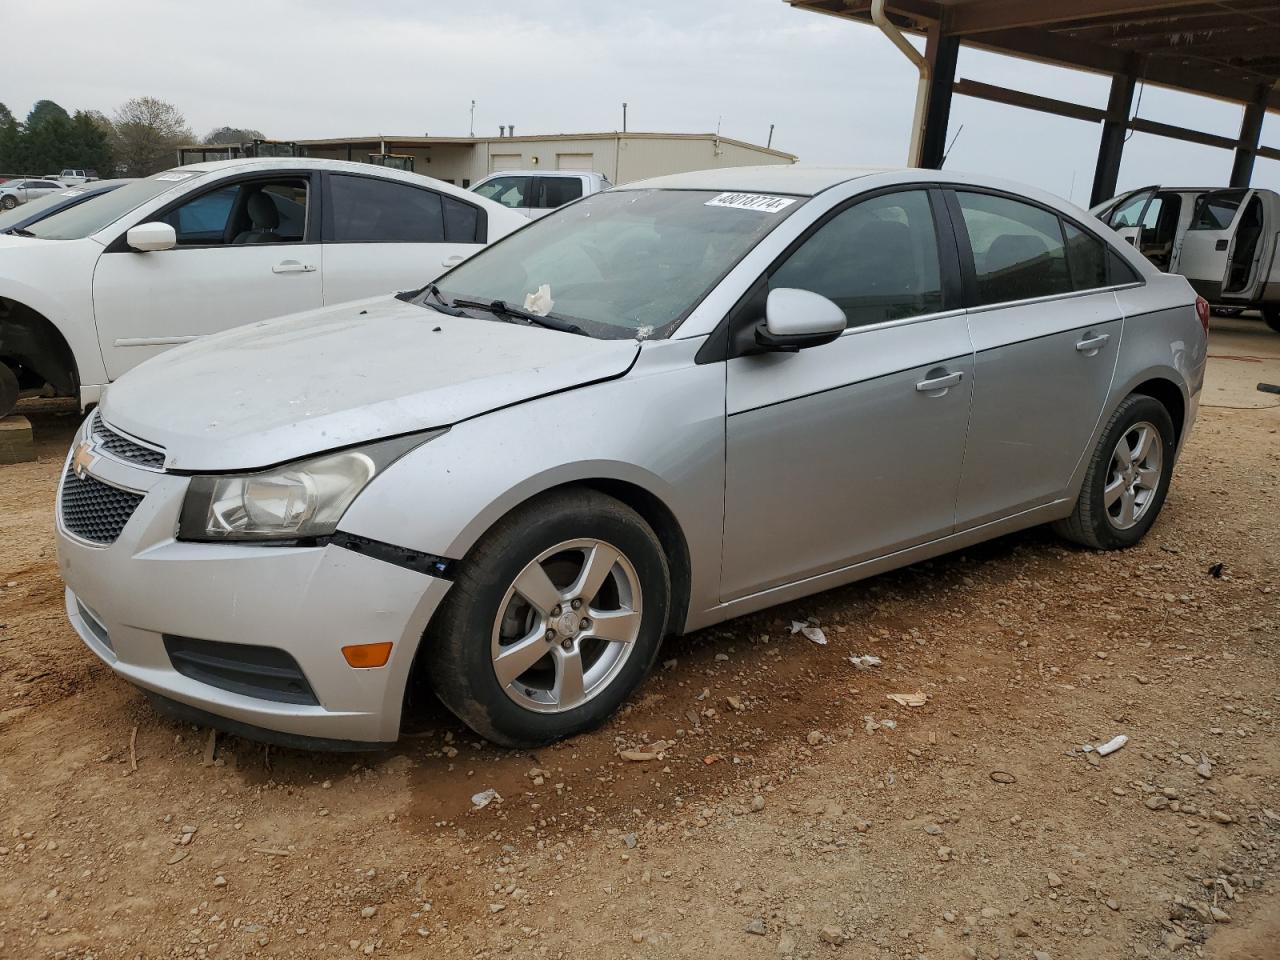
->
[0,178,66,209]
[0,158,527,417]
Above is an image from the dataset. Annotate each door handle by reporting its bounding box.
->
[1075,333,1111,354]
[441,254,465,269]
[915,370,963,394]
[272,260,315,274]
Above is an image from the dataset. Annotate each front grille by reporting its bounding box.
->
[60,469,144,545]
[91,413,165,470]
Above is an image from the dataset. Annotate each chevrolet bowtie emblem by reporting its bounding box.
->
[71,440,96,480]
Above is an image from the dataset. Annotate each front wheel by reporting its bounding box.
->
[0,196,17,211]
[424,488,670,747]
[0,363,17,419]
[1054,395,1177,550]
[1263,305,1280,334]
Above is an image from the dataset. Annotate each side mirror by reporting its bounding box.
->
[755,287,846,352]
[126,222,177,252]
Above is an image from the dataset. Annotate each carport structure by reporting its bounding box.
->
[787,1,1280,203]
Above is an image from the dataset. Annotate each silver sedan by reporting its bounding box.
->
[55,166,1207,749]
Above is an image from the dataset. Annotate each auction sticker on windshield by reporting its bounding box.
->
[705,192,797,213]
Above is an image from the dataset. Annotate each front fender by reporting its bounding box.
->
[0,237,107,393]
[337,338,727,632]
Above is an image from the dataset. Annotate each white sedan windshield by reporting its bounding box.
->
[24,170,206,240]
[436,189,802,339]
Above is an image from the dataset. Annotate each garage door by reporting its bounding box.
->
[489,153,522,173]
[556,153,594,171]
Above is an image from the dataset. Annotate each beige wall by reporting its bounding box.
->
[298,135,793,188]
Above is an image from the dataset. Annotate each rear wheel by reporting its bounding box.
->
[0,363,18,419]
[1263,305,1280,334]
[1054,395,1176,550]
[424,488,670,747]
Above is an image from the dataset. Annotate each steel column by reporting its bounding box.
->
[920,29,961,169]
[1090,71,1136,207]
[1229,84,1271,188]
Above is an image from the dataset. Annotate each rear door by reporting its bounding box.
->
[946,189,1126,527]
[1221,190,1273,302]
[1177,189,1248,300]
[320,172,488,304]
[92,172,322,380]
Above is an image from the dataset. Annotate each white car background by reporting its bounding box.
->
[0,158,527,415]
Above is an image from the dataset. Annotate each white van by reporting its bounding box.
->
[1093,186,1280,332]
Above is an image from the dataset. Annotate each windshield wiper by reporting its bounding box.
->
[6,227,36,237]
[415,282,468,317]
[451,297,586,336]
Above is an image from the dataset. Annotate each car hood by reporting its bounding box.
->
[101,296,640,472]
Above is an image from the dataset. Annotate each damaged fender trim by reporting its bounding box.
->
[328,530,456,579]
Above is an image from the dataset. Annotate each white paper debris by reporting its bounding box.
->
[523,284,554,316]
[635,325,654,341]
[788,620,827,645]
[471,788,501,810]
[848,654,882,670]
[1095,734,1128,757]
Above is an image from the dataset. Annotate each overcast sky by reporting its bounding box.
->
[7,0,1277,201]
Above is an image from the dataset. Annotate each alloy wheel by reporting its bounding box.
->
[490,538,643,713]
[1104,420,1163,530]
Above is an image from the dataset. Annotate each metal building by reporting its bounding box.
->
[789,0,1279,203]
[177,132,796,187]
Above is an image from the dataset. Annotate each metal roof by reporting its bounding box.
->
[788,1,1280,112]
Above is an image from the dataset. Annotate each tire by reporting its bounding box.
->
[1263,305,1280,334]
[0,196,16,210]
[0,363,17,419]
[1054,394,1177,550]
[423,488,670,747]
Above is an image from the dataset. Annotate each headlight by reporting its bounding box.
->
[177,432,442,542]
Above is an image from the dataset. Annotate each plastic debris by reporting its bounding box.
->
[789,620,827,644]
[522,283,554,316]
[848,654,882,670]
[886,691,928,708]
[470,788,501,810]
[1095,734,1128,757]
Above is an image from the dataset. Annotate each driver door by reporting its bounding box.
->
[91,173,322,380]
[720,188,972,601]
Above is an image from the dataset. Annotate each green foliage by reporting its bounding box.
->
[0,100,113,175]
[204,126,265,145]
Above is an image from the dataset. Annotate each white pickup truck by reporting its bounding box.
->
[59,169,100,186]
[471,170,611,219]
[1093,185,1280,333]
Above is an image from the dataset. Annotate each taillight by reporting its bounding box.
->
[1195,296,1210,335]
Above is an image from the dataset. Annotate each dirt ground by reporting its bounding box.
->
[0,315,1277,960]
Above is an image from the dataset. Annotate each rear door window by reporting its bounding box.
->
[955,192,1072,305]
[327,174,444,243]
[537,177,584,209]
[1063,222,1110,290]
[1189,192,1245,230]
[442,194,483,243]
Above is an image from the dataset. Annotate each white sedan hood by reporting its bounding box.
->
[101,296,640,471]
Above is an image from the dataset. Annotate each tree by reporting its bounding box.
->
[26,99,70,131]
[112,96,192,176]
[0,103,15,128]
[204,126,265,145]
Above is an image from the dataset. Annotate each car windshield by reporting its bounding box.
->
[23,170,206,240]
[434,188,801,339]
[0,188,83,229]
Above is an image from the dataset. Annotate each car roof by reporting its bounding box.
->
[622,165,893,196]
[481,170,603,179]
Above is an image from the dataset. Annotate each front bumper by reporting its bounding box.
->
[54,420,451,745]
